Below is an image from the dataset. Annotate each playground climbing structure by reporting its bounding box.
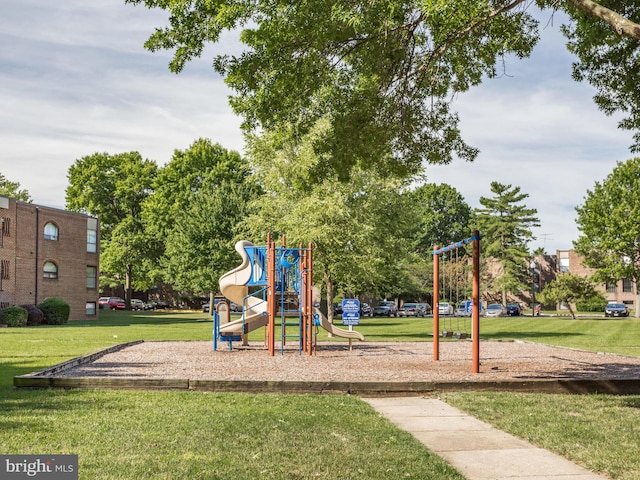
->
[214,237,363,355]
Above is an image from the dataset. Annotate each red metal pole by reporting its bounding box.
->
[267,239,276,356]
[433,246,439,361]
[472,230,480,373]
[307,242,314,355]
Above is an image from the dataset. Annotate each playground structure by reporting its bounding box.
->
[214,237,364,355]
[433,230,481,373]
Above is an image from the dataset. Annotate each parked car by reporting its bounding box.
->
[604,302,629,317]
[398,302,420,317]
[506,303,522,316]
[98,297,126,310]
[130,299,151,311]
[202,299,239,313]
[147,300,168,310]
[437,302,454,315]
[360,302,372,317]
[485,303,504,317]
[333,303,343,316]
[455,301,471,317]
[417,303,432,316]
[372,301,397,317]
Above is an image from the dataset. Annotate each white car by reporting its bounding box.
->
[438,302,453,315]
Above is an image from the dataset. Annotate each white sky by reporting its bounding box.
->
[0,1,636,254]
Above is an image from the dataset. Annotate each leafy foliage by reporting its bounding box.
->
[37,297,70,325]
[574,156,640,315]
[410,183,472,254]
[538,273,604,319]
[0,173,31,202]
[126,0,543,177]
[145,138,259,294]
[164,178,261,294]
[556,0,640,152]
[126,0,640,178]
[244,120,415,312]
[0,306,28,327]
[20,305,45,326]
[66,151,158,296]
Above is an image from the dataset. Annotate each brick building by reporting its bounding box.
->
[0,195,99,320]
[556,249,636,308]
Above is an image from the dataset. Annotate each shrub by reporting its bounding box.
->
[576,298,608,312]
[37,298,70,325]
[20,304,45,326]
[0,306,28,327]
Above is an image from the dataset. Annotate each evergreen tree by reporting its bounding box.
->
[474,181,540,304]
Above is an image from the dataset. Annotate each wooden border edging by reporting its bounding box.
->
[15,376,640,395]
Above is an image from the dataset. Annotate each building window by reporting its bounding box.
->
[606,281,617,293]
[44,222,59,241]
[559,257,570,273]
[43,261,58,279]
[0,259,8,290]
[1,217,9,247]
[87,228,97,253]
[87,217,98,253]
[86,302,97,316]
[622,278,633,293]
[86,266,97,289]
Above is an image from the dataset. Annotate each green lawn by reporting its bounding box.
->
[1,310,639,479]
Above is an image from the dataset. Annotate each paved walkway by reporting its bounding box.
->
[363,397,609,480]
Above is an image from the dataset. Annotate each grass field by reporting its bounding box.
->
[1,309,639,479]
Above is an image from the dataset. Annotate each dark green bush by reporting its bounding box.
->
[37,298,70,325]
[20,304,45,326]
[0,306,28,327]
[576,298,608,312]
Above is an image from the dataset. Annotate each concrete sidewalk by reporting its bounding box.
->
[363,397,608,480]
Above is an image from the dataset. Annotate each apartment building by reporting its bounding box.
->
[556,249,636,308]
[0,195,99,320]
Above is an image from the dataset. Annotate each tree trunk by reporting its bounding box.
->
[125,264,133,309]
[635,286,640,319]
[325,276,334,338]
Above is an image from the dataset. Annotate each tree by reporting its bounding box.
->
[142,138,254,288]
[538,273,604,319]
[126,0,640,179]
[163,176,262,299]
[0,173,31,202]
[474,181,540,304]
[410,183,472,254]
[574,157,640,317]
[244,121,415,323]
[66,152,158,304]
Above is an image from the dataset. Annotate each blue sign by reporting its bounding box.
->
[341,299,360,326]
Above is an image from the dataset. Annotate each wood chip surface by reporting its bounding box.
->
[57,340,640,383]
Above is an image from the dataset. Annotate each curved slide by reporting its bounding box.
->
[219,240,364,341]
[314,307,364,341]
[218,241,269,335]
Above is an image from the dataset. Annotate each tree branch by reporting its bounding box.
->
[565,0,640,40]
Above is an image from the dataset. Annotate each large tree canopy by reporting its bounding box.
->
[574,156,640,316]
[126,0,640,178]
[244,120,415,319]
[66,152,158,302]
